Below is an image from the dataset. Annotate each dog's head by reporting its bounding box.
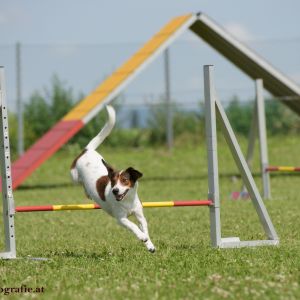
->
[102,159,143,201]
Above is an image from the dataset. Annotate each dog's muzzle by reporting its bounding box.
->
[112,188,129,201]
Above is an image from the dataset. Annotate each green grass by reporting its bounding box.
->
[1,136,300,299]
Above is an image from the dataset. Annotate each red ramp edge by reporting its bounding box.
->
[10,120,84,190]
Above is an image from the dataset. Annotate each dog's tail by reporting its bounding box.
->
[85,105,116,150]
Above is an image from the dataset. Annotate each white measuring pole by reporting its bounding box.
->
[203,65,221,247]
[256,79,271,199]
[0,67,16,259]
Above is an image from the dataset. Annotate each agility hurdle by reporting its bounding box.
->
[238,79,300,199]
[0,65,279,259]
[15,200,212,212]
[265,166,300,172]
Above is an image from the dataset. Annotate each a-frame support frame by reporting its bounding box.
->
[204,65,278,247]
[240,79,271,199]
[0,67,16,259]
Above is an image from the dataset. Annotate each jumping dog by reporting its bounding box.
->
[70,106,155,253]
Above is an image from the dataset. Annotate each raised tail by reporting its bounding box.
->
[85,105,116,150]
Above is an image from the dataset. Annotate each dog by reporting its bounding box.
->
[70,106,155,253]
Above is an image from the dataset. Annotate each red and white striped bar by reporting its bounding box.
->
[15,200,212,213]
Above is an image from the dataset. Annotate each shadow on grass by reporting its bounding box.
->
[144,172,261,182]
[17,182,74,190]
[268,173,300,177]
[144,171,300,182]
[16,171,299,191]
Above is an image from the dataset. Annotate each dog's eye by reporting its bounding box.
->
[121,178,129,185]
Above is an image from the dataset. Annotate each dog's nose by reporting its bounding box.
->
[112,188,119,195]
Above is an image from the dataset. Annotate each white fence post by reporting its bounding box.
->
[0,67,16,259]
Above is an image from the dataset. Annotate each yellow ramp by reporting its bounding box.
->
[63,14,195,122]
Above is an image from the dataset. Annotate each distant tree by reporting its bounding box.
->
[24,75,78,148]
[265,99,300,135]
[147,96,204,145]
[225,96,300,136]
[24,91,52,145]
[7,112,18,158]
[48,75,75,123]
[225,96,253,136]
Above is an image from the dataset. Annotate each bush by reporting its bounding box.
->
[265,100,300,135]
[225,96,300,136]
[10,78,300,155]
[225,96,253,136]
[147,101,204,146]
[23,75,77,148]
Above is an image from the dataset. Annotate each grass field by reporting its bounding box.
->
[1,135,300,299]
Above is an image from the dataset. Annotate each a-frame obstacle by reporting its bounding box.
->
[1,65,279,259]
[6,12,300,191]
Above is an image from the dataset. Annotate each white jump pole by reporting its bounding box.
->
[0,67,16,259]
[255,79,271,199]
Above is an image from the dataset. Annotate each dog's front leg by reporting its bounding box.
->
[117,217,148,242]
[134,209,156,253]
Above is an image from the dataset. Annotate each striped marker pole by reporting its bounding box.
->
[266,166,300,172]
[15,200,212,213]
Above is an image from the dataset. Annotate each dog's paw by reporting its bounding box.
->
[148,247,156,253]
[145,240,156,253]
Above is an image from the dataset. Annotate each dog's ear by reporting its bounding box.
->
[125,167,143,183]
[102,159,116,178]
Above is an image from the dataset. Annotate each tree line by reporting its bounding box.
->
[8,76,300,155]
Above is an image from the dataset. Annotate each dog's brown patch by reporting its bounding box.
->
[102,159,119,187]
[70,149,87,169]
[119,172,133,187]
[121,168,143,187]
[110,173,120,188]
[96,176,110,201]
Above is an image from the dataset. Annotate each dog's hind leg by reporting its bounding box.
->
[70,168,81,183]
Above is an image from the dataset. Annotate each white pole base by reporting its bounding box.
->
[220,237,279,248]
[0,251,16,259]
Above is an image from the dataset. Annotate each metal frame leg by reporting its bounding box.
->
[255,79,271,199]
[204,65,221,247]
[0,67,16,259]
[240,100,258,197]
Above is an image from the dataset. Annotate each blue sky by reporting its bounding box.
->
[1,0,300,111]
[1,0,299,43]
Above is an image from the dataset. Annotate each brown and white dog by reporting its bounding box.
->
[70,106,155,253]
